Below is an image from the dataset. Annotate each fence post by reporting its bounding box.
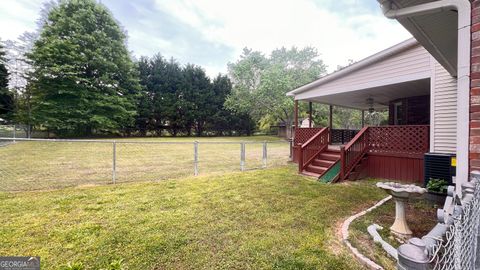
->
[194,141,199,176]
[289,138,293,160]
[240,142,245,171]
[263,142,267,168]
[112,141,116,184]
[397,238,430,270]
[13,124,16,143]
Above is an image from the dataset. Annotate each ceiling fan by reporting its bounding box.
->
[367,98,375,113]
[351,97,388,112]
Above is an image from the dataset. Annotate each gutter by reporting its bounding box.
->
[379,0,471,190]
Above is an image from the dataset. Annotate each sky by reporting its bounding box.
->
[0,0,412,78]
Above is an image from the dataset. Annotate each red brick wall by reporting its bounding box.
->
[471,0,480,171]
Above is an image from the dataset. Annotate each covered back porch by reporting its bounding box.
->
[291,103,430,183]
[287,40,438,183]
[292,124,429,183]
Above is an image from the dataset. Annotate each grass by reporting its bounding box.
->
[0,165,387,270]
[348,197,438,269]
[0,136,289,191]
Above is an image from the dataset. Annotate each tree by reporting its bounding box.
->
[4,33,37,128]
[0,41,14,122]
[161,58,187,136]
[332,107,362,129]
[27,0,140,136]
[136,54,171,135]
[183,64,213,136]
[210,74,232,135]
[210,74,254,136]
[365,110,388,126]
[226,47,326,137]
[136,53,255,137]
[309,103,329,127]
[5,1,56,91]
[135,56,155,135]
[3,1,58,129]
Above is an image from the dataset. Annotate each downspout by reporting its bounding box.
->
[379,0,471,190]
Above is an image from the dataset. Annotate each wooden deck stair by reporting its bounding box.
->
[344,156,368,181]
[301,147,340,178]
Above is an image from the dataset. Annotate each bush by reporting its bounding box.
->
[426,178,448,194]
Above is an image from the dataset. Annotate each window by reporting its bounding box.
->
[393,101,403,125]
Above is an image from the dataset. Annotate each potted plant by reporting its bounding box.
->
[425,178,448,205]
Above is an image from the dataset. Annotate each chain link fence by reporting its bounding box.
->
[397,173,480,270]
[427,179,480,270]
[0,137,290,192]
[0,125,29,143]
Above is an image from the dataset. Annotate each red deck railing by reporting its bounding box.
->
[293,127,325,145]
[340,127,369,180]
[340,125,429,180]
[330,129,360,144]
[298,127,329,172]
[292,127,324,163]
[367,125,429,158]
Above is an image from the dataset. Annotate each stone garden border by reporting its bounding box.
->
[341,195,392,270]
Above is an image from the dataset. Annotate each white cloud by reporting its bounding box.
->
[0,0,41,40]
[0,0,412,76]
[127,27,174,57]
[152,0,412,73]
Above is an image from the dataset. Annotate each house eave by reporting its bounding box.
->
[378,0,461,77]
[286,38,419,97]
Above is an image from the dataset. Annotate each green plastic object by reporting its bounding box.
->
[319,161,340,183]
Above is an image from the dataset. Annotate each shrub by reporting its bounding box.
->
[427,178,448,194]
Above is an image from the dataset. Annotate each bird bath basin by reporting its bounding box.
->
[376,182,426,239]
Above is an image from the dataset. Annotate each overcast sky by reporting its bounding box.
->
[0,0,411,77]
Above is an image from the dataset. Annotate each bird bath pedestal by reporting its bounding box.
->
[376,182,426,239]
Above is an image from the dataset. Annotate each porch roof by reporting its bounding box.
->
[304,79,429,110]
[287,38,432,110]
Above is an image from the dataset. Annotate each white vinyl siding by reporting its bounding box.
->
[431,59,457,153]
[296,44,431,100]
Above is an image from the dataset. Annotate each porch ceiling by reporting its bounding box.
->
[304,78,430,110]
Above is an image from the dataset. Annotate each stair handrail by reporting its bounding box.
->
[340,126,369,180]
[298,127,329,172]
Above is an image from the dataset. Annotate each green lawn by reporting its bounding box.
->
[0,165,386,270]
[0,136,289,191]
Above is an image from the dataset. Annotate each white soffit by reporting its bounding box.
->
[304,79,430,110]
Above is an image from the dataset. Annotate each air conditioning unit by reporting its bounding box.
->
[424,153,456,186]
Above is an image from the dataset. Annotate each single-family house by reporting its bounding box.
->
[288,0,480,268]
[287,0,480,192]
[287,38,452,183]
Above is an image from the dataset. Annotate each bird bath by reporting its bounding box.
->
[376,182,426,239]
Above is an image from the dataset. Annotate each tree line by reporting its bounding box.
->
[136,56,253,137]
[1,0,369,138]
[0,0,254,137]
